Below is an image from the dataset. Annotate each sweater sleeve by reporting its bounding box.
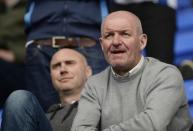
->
[71,81,101,131]
[102,67,190,131]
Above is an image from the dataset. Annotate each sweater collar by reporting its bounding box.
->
[111,56,144,79]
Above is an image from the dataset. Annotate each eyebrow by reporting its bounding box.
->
[51,62,61,68]
[51,59,77,67]
[104,29,132,33]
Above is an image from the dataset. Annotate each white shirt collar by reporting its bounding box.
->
[111,56,144,78]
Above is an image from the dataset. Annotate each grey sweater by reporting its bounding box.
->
[71,57,192,131]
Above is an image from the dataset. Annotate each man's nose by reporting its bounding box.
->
[112,34,121,46]
[60,63,68,74]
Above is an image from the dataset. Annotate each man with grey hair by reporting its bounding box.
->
[71,11,192,131]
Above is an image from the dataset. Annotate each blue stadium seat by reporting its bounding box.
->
[184,80,193,118]
[184,80,193,102]
[174,2,193,65]
[174,5,193,65]
[174,30,193,65]
[177,8,193,31]
[177,0,193,9]
[189,104,193,119]
[0,109,2,128]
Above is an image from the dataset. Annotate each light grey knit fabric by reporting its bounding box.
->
[72,57,192,131]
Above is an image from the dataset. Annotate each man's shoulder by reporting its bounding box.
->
[143,57,182,81]
[145,57,179,72]
[89,67,110,81]
[86,67,110,90]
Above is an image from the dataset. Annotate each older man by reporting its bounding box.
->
[1,48,92,131]
[71,11,192,131]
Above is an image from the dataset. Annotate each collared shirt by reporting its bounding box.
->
[111,56,144,78]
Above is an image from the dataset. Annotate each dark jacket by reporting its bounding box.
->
[25,0,102,41]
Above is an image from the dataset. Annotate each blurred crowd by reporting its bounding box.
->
[0,0,26,108]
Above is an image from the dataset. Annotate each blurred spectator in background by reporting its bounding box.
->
[0,0,26,108]
[0,0,26,63]
[24,0,108,111]
[0,41,15,63]
[0,1,6,13]
[0,40,25,108]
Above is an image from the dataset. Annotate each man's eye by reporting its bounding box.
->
[122,32,130,37]
[66,61,76,65]
[52,63,61,70]
[104,34,113,39]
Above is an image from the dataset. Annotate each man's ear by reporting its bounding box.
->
[139,34,147,50]
[86,66,92,78]
[99,37,104,51]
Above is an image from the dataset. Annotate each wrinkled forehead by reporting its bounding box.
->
[101,11,142,34]
[104,11,139,24]
[104,17,133,30]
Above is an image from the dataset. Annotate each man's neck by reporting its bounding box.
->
[111,56,144,77]
[59,92,80,106]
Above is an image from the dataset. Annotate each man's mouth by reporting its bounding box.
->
[110,50,125,54]
[59,77,72,82]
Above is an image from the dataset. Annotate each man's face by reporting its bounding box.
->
[50,49,91,94]
[100,13,147,74]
